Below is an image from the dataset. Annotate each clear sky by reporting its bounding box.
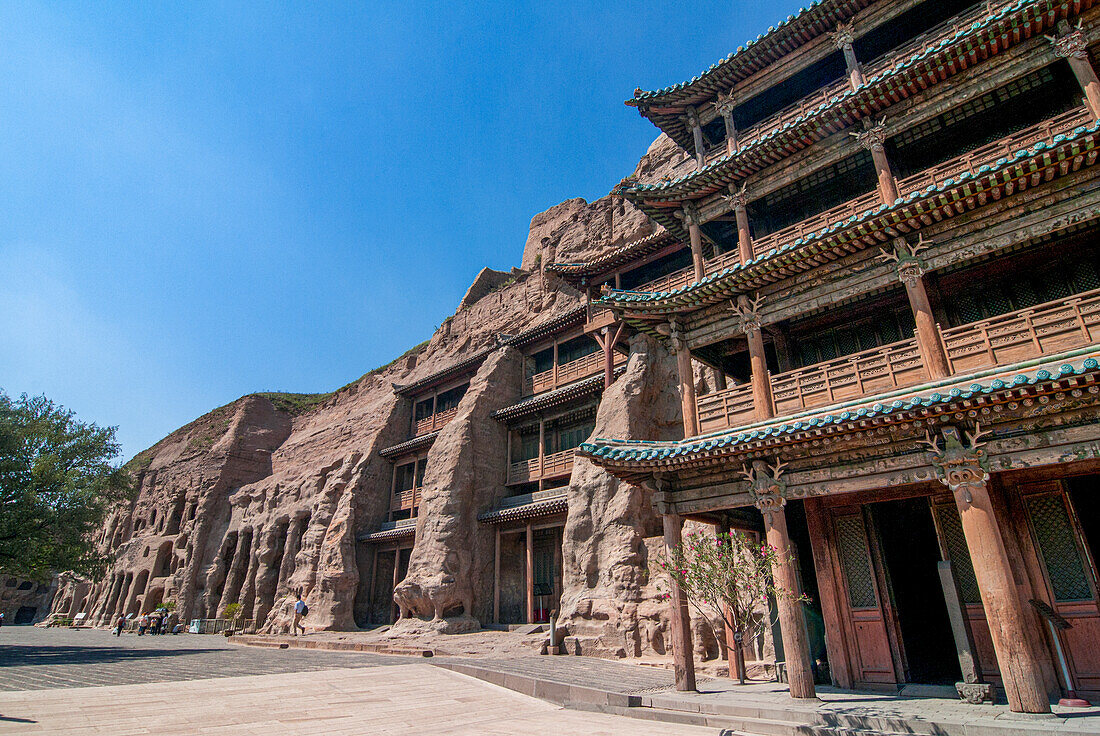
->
[1,1,804,460]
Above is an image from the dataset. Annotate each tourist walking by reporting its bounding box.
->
[138,613,149,635]
[292,593,307,637]
[114,615,125,636]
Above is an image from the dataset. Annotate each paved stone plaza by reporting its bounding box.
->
[0,627,714,734]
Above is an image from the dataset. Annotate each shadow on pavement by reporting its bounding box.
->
[0,645,223,668]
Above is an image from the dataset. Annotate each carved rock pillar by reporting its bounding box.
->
[662,510,697,692]
[685,108,706,168]
[735,295,774,420]
[853,118,898,204]
[747,460,816,699]
[1052,22,1100,119]
[929,427,1051,714]
[669,320,700,437]
[834,23,865,89]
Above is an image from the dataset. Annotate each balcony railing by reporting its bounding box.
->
[523,351,627,396]
[413,406,459,437]
[942,288,1100,374]
[703,0,1011,166]
[636,108,1093,296]
[695,289,1100,434]
[393,486,422,512]
[507,448,576,485]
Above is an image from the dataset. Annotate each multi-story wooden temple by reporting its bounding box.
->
[574,0,1100,714]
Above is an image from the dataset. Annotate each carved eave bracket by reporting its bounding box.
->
[713,90,738,119]
[721,182,749,211]
[924,425,992,507]
[742,458,788,513]
[877,235,930,286]
[729,293,764,334]
[851,116,889,152]
[1047,22,1088,59]
[832,21,856,51]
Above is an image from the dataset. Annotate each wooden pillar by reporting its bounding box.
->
[493,526,501,625]
[552,340,559,389]
[595,322,625,389]
[669,320,699,437]
[525,523,535,624]
[736,295,774,420]
[892,244,950,379]
[761,505,816,698]
[391,547,401,622]
[537,419,545,479]
[834,23,864,89]
[682,203,705,281]
[662,512,697,691]
[930,428,1051,713]
[852,118,898,204]
[1052,21,1100,119]
[715,92,738,156]
[686,108,706,168]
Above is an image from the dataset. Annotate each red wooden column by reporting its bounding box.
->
[746,460,816,699]
[885,239,950,379]
[526,523,535,624]
[669,320,700,436]
[1052,21,1100,119]
[662,510,697,691]
[928,427,1051,714]
[715,91,738,156]
[734,295,774,420]
[685,108,706,168]
[834,22,864,89]
[682,203,705,282]
[853,119,898,204]
[723,185,754,266]
[594,322,625,389]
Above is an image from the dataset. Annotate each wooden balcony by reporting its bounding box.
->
[507,448,576,485]
[413,406,458,437]
[388,486,422,521]
[941,288,1100,375]
[636,109,1093,296]
[697,338,926,433]
[694,289,1100,434]
[523,351,627,396]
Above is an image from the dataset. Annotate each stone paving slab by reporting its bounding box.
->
[0,664,718,735]
[0,627,407,692]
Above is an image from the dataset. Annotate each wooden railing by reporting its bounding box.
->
[942,288,1100,375]
[633,109,1092,296]
[771,339,927,416]
[692,288,1100,434]
[698,382,756,434]
[507,448,576,485]
[393,486,422,512]
[703,1,1010,165]
[413,406,459,437]
[523,351,627,395]
[897,107,1092,196]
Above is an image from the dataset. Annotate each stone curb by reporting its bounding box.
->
[429,660,641,709]
[228,634,433,658]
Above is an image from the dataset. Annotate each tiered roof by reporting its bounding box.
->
[478,488,569,524]
[628,0,875,152]
[492,366,626,422]
[620,0,1090,241]
[599,118,1100,327]
[579,351,1100,479]
[378,431,438,459]
[545,231,677,284]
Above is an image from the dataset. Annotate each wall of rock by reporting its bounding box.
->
[51,131,697,662]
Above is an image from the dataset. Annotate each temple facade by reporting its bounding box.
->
[578,0,1100,714]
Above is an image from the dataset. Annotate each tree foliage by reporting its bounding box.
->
[651,530,807,683]
[0,391,131,580]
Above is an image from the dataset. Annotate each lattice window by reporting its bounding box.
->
[934,503,981,605]
[1026,493,1093,602]
[997,67,1055,103]
[533,528,557,596]
[835,514,878,609]
[1074,260,1100,292]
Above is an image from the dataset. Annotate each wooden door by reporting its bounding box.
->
[1018,482,1100,697]
[828,506,897,686]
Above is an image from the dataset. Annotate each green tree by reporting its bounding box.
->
[652,530,807,684]
[0,391,131,580]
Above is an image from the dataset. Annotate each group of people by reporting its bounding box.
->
[113,605,175,636]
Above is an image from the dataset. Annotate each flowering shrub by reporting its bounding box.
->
[651,530,807,683]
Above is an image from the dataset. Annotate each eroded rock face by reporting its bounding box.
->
[392,347,523,628]
[559,333,685,657]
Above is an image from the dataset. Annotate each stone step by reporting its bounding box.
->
[228,634,433,657]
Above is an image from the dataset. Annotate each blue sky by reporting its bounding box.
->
[0,1,804,460]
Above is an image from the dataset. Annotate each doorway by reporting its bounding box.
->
[873,498,962,685]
